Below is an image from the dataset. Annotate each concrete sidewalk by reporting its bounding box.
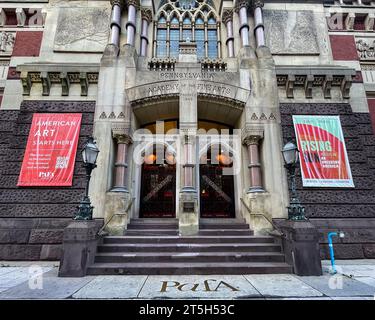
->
[0,260,374,300]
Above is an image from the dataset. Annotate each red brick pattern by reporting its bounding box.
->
[369,99,375,135]
[12,31,43,57]
[329,35,359,61]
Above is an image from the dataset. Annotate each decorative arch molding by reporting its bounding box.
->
[126,80,249,108]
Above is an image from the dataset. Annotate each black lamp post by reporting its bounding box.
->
[74,136,100,220]
[282,141,307,221]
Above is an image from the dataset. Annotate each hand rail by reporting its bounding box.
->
[98,198,134,236]
[240,197,285,238]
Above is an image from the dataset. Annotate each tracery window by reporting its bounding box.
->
[154,0,220,60]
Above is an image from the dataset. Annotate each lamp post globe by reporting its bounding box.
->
[282,141,307,221]
[74,136,99,220]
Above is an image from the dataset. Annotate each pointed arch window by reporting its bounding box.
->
[154,0,220,60]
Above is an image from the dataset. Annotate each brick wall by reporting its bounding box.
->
[12,31,43,57]
[329,35,359,61]
[369,99,375,135]
[280,103,375,259]
[0,101,95,260]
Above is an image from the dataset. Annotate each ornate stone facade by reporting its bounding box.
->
[0,0,375,263]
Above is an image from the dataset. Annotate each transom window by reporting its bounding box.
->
[154,0,219,60]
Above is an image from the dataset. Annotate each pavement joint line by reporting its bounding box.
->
[240,274,263,296]
[136,275,149,299]
[67,275,98,299]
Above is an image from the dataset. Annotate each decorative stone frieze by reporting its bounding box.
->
[148,57,176,71]
[356,38,375,60]
[17,64,99,97]
[276,66,355,99]
[200,58,227,71]
[0,32,15,55]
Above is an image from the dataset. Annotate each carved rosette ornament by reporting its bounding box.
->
[222,9,233,24]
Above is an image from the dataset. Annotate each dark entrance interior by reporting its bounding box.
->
[200,145,235,218]
[139,145,176,218]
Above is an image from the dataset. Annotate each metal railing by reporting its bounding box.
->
[240,197,285,238]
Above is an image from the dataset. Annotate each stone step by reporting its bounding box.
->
[103,235,275,244]
[130,218,178,224]
[87,262,293,275]
[198,229,253,236]
[94,251,286,263]
[199,223,250,230]
[124,229,179,236]
[127,223,178,230]
[199,218,246,224]
[97,243,282,253]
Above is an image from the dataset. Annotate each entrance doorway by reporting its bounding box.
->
[199,145,235,218]
[139,145,176,218]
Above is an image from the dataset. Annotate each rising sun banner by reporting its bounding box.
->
[293,115,354,188]
[17,113,82,187]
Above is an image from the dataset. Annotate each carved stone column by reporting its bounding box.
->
[126,0,140,46]
[110,0,124,47]
[222,9,234,58]
[112,133,132,192]
[243,134,264,193]
[140,8,152,56]
[253,0,265,47]
[235,0,250,47]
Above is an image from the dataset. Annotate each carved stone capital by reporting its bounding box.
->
[114,133,133,145]
[112,122,131,143]
[222,9,233,24]
[141,8,153,23]
[110,0,126,9]
[243,135,262,146]
[126,0,140,9]
[235,0,251,13]
[242,126,264,145]
[252,0,264,9]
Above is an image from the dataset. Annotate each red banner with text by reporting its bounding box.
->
[17,113,82,187]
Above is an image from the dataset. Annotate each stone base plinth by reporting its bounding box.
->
[179,191,199,236]
[58,220,102,277]
[277,219,322,276]
[243,192,273,235]
[104,191,132,236]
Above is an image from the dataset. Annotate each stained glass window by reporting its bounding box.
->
[207,30,217,58]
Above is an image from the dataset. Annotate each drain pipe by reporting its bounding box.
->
[328,231,345,274]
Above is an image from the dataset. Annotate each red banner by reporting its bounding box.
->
[18,113,82,187]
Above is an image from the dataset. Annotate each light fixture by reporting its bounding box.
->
[74,136,99,220]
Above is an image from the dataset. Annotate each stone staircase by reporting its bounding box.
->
[86,218,292,275]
